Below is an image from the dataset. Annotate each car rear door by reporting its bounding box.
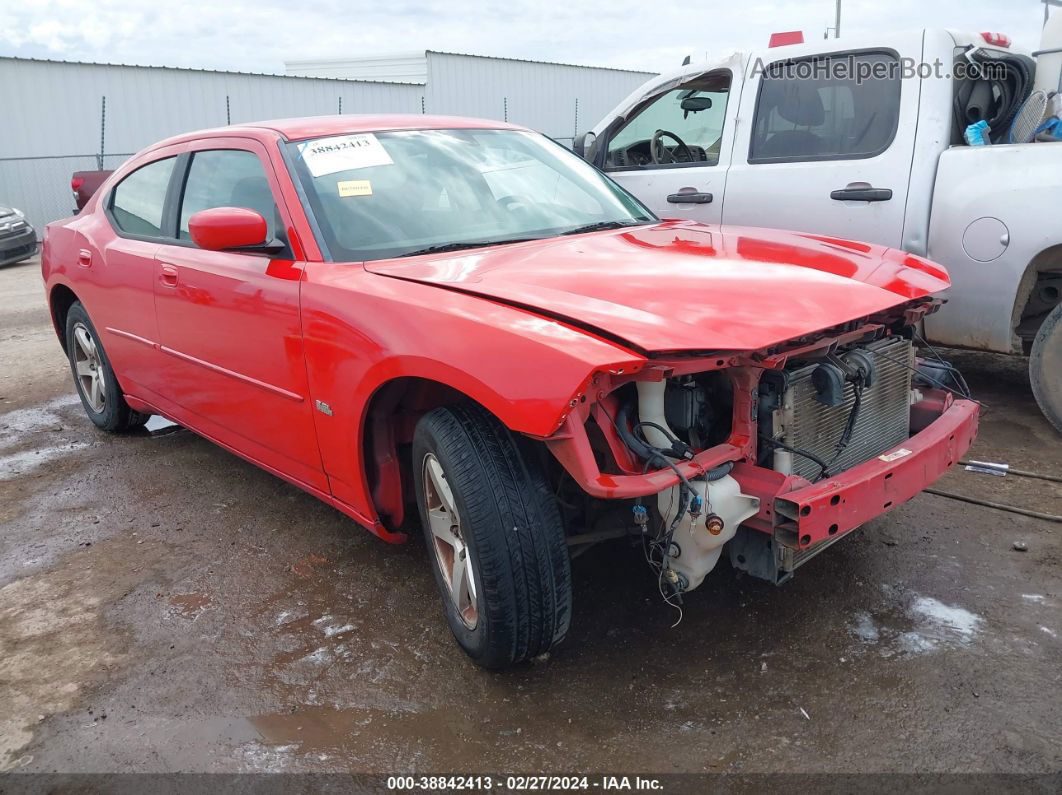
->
[95,154,180,395]
[152,139,326,491]
[598,67,737,223]
[722,33,923,248]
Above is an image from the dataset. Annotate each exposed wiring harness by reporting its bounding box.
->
[759,435,831,478]
[866,345,979,406]
[911,329,973,400]
[614,400,734,621]
[819,368,867,479]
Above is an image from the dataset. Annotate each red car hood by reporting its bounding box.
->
[365,220,951,353]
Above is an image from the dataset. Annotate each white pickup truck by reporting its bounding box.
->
[578,28,1062,431]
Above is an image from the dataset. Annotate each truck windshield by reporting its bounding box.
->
[286,128,655,261]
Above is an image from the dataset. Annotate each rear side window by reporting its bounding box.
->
[110,157,176,237]
[178,149,277,240]
[749,52,901,163]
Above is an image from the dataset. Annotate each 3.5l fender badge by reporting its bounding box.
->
[315,400,333,416]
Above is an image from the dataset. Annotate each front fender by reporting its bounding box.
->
[300,263,645,527]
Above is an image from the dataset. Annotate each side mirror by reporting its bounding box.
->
[188,207,277,252]
[572,131,597,161]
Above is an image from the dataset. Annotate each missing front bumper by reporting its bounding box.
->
[730,397,980,584]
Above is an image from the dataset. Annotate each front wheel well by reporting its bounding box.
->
[361,377,500,532]
[49,284,80,352]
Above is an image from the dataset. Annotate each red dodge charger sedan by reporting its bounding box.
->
[42,115,978,668]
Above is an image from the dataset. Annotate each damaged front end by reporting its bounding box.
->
[542,298,979,594]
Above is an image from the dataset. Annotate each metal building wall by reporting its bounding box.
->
[0,58,422,233]
[423,52,654,146]
[0,53,654,236]
[285,53,429,84]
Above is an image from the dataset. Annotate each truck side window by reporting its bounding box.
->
[749,52,901,163]
[604,71,731,170]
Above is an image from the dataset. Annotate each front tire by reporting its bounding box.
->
[65,302,148,433]
[412,403,571,669]
[1030,302,1062,434]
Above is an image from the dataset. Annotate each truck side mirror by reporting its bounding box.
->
[572,131,597,161]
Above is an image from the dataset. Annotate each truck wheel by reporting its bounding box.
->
[1031,302,1062,434]
[412,403,571,669]
[65,302,149,433]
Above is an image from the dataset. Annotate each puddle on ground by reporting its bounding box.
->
[0,537,164,770]
[0,395,80,439]
[0,395,87,480]
[908,595,982,640]
[0,442,89,481]
[851,611,880,643]
[225,567,498,772]
[244,703,481,771]
[848,590,984,658]
[0,397,181,480]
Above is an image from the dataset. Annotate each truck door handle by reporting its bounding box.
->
[667,191,713,204]
[77,249,92,268]
[159,263,179,287]
[830,186,893,202]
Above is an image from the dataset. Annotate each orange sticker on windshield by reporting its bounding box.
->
[338,180,372,197]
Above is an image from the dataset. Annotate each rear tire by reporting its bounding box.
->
[65,302,149,433]
[1030,302,1062,435]
[412,403,571,669]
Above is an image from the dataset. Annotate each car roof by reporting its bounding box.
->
[249,114,528,140]
[146,114,529,151]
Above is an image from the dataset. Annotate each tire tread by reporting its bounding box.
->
[416,402,571,668]
[1030,302,1062,434]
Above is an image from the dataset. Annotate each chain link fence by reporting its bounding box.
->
[1,153,133,238]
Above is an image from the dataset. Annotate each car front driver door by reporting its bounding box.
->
[153,141,326,492]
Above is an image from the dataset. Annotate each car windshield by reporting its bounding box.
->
[286,128,655,261]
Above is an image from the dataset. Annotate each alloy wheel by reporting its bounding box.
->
[423,453,478,629]
[72,322,106,413]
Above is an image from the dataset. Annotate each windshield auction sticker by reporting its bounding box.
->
[299,134,394,177]
[338,179,373,197]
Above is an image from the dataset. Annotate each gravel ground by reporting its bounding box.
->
[1,254,1059,776]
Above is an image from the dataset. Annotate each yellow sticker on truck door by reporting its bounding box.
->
[337,180,373,197]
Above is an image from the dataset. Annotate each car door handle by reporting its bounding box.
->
[830,186,893,202]
[159,263,179,287]
[77,249,92,268]
[667,191,714,204]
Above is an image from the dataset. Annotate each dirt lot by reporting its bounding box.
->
[1,254,1060,776]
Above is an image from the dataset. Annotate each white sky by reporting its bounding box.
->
[0,0,1052,75]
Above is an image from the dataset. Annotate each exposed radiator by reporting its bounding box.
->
[775,337,914,481]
